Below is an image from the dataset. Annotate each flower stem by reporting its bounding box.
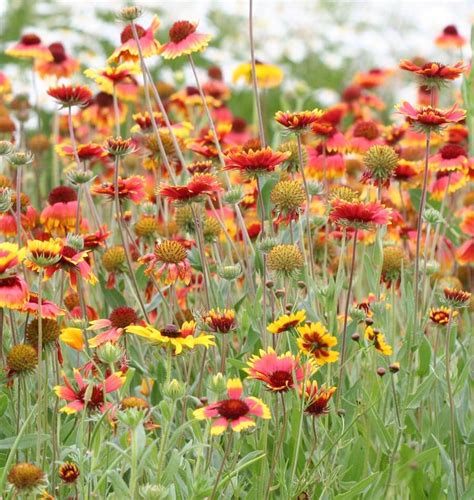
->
[336,227,358,408]
[210,433,234,500]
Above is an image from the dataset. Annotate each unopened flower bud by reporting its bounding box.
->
[117,6,143,22]
[117,408,146,429]
[423,208,443,225]
[258,237,278,253]
[217,263,242,281]
[351,332,360,342]
[389,362,400,373]
[8,150,34,167]
[0,187,13,212]
[275,288,285,298]
[210,373,227,394]
[307,181,324,196]
[66,233,84,251]
[376,367,386,377]
[66,168,96,185]
[223,187,244,205]
[0,141,13,156]
[163,379,185,400]
[96,342,123,365]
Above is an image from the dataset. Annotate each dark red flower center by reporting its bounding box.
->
[161,324,181,338]
[78,385,104,410]
[95,92,114,108]
[232,117,247,133]
[342,85,362,102]
[208,65,223,80]
[439,143,466,159]
[20,33,41,46]
[109,306,138,329]
[269,370,293,389]
[307,398,329,416]
[218,399,249,420]
[0,276,20,288]
[120,24,146,43]
[444,25,458,36]
[169,21,196,44]
[186,86,200,96]
[48,186,77,205]
[49,43,67,63]
[353,121,379,140]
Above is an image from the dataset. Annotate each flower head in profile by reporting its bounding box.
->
[84,62,140,94]
[47,84,93,108]
[399,60,466,87]
[435,25,466,49]
[301,381,336,417]
[0,275,29,310]
[296,322,339,365]
[193,378,271,435]
[233,61,283,88]
[22,292,64,319]
[245,347,315,392]
[109,16,161,63]
[92,175,146,203]
[267,310,306,334]
[40,186,78,237]
[54,369,125,414]
[24,239,63,270]
[225,147,290,177]
[161,21,211,59]
[329,199,390,230]
[58,462,80,484]
[397,101,466,134]
[6,33,52,61]
[36,42,79,80]
[160,173,222,205]
[88,307,139,348]
[203,308,237,334]
[140,240,191,284]
[364,326,393,356]
[7,463,45,495]
[442,288,471,309]
[275,110,322,132]
[104,136,136,156]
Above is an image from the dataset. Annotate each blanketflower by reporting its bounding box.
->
[36,42,79,80]
[54,369,125,414]
[91,175,146,203]
[84,62,140,94]
[109,16,161,63]
[81,91,127,129]
[430,170,467,201]
[353,68,392,89]
[346,120,383,153]
[47,84,93,108]
[329,199,391,230]
[0,275,29,310]
[435,25,466,49]
[429,307,457,325]
[5,33,52,61]
[224,147,290,177]
[296,322,339,365]
[301,381,336,417]
[24,239,63,270]
[267,310,306,334]
[203,309,237,334]
[161,21,211,59]
[399,60,466,86]
[232,61,283,88]
[0,242,25,274]
[126,323,210,354]
[88,307,139,348]
[193,378,271,435]
[429,144,468,172]
[40,186,79,237]
[245,347,314,392]
[160,173,222,204]
[397,102,466,133]
[59,327,85,351]
[364,326,393,356]
[275,110,322,131]
[22,293,64,319]
[140,240,191,285]
[55,143,107,162]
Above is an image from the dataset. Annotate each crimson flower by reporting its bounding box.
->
[91,175,146,203]
[224,147,290,177]
[397,101,466,134]
[47,84,93,108]
[329,199,391,230]
[160,173,222,204]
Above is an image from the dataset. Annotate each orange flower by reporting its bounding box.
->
[109,16,161,63]
[91,175,146,203]
[397,102,466,133]
[275,110,322,131]
[47,84,92,108]
[36,43,79,79]
[400,60,466,85]
[224,147,290,177]
[161,21,211,59]
[435,25,466,49]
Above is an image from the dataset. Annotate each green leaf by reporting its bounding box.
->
[0,433,48,450]
[107,469,130,496]
[0,394,7,417]
[335,472,380,499]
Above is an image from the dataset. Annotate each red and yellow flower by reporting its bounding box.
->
[6,33,52,61]
[161,21,211,59]
[36,42,79,80]
[88,307,139,348]
[301,381,336,417]
[224,147,290,177]
[193,378,271,435]
[296,322,339,365]
[267,310,306,334]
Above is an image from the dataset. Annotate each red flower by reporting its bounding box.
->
[435,25,466,49]
[47,84,93,108]
[161,21,211,60]
[329,200,391,230]
[91,175,146,203]
[274,110,321,131]
[224,147,290,176]
[160,173,222,203]
[397,101,466,133]
[399,60,466,84]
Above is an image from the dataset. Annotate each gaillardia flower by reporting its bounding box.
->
[47,84,93,108]
[193,378,271,435]
[160,173,222,204]
[301,381,336,417]
[7,463,45,494]
[224,147,290,177]
[275,110,322,132]
[40,186,78,236]
[88,307,139,348]
[364,326,393,356]
[267,310,306,334]
[296,322,339,365]
[245,347,314,392]
[233,61,284,88]
[329,199,390,230]
[6,33,52,61]
[203,308,237,334]
[161,21,211,59]
[397,101,466,134]
[267,244,304,278]
[399,60,466,87]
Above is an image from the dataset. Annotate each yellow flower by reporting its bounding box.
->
[126,324,194,354]
[364,326,393,356]
[296,322,339,365]
[84,62,141,94]
[267,310,306,334]
[24,238,63,271]
[233,62,283,88]
[60,327,85,351]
